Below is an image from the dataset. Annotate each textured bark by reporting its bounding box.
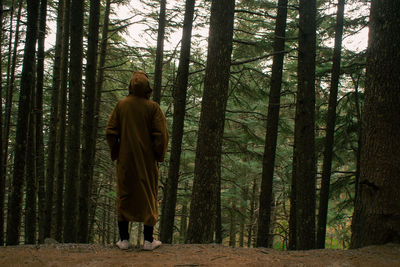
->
[54,0,70,242]
[6,0,40,245]
[44,0,64,242]
[316,0,345,249]
[78,0,100,243]
[247,178,257,248]
[160,0,195,244]
[36,0,47,243]
[229,202,236,247]
[0,0,4,246]
[256,0,288,248]
[350,0,400,248]
[1,0,22,245]
[25,87,37,244]
[292,0,317,250]
[63,0,84,243]
[185,0,235,244]
[152,0,166,104]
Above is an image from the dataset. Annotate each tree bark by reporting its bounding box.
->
[54,0,71,242]
[350,0,400,248]
[152,0,167,104]
[0,0,4,246]
[256,0,288,248]
[44,0,64,241]
[78,0,101,243]
[186,0,236,244]
[6,0,40,245]
[36,0,47,243]
[63,0,84,243]
[316,0,345,249]
[1,0,22,245]
[160,0,195,244]
[25,85,37,244]
[292,0,317,250]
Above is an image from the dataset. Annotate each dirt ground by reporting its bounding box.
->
[1,242,399,266]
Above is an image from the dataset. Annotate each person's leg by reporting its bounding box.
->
[143,225,154,242]
[118,221,130,241]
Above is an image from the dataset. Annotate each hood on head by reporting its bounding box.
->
[128,71,153,99]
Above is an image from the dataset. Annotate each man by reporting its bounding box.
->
[106,71,169,250]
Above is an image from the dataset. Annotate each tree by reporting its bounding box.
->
[54,0,71,242]
[78,0,101,243]
[152,0,167,104]
[185,0,236,244]
[1,0,23,245]
[44,0,64,241]
[63,0,84,243]
[256,0,288,248]
[36,0,47,243]
[350,0,400,248]
[160,0,196,244]
[290,0,317,250]
[317,0,345,249]
[6,0,40,245]
[0,0,4,246]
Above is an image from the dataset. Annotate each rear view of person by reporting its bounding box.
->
[106,71,169,251]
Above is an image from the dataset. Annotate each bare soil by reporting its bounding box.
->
[1,243,399,266]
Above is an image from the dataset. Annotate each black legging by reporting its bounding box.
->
[118,221,154,242]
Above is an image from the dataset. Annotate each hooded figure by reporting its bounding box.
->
[106,71,168,250]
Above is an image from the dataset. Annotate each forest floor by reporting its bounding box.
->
[1,242,400,266]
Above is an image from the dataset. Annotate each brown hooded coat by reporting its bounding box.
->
[106,71,169,226]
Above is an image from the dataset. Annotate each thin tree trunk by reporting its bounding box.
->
[54,0,71,243]
[215,176,222,243]
[229,202,236,247]
[44,0,64,241]
[350,0,400,248]
[36,0,47,243]
[78,0,101,243]
[159,0,195,244]
[1,0,22,245]
[247,178,257,247]
[256,0,288,248]
[291,0,317,250]
[186,0,236,244]
[316,0,345,249]
[63,0,84,243]
[152,0,167,104]
[6,0,40,245]
[25,87,37,244]
[0,0,4,246]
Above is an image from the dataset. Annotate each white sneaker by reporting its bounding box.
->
[116,239,130,250]
[143,239,162,251]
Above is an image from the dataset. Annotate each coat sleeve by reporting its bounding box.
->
[151,104,169,162]
[106,103,120,161]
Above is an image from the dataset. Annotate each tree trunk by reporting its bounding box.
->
[256,0,288,248]
[54,0,71,242]
[63,0,84,243]
[0,0,4,246]
[78,0,101,243]
[350,0,400,248]
[44,0,64,241]
[291,0,317,250]
[247,178,257,247]
[152,0,166,104]
[185,0,235,244]
[160,0,195,244]
[6,0,40,245]
[229,202,236,247]
[25,86,37,244]
[215,176,222,243]
[316,0,345,249]
[1,0,22,245]
[36,0,47,243]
